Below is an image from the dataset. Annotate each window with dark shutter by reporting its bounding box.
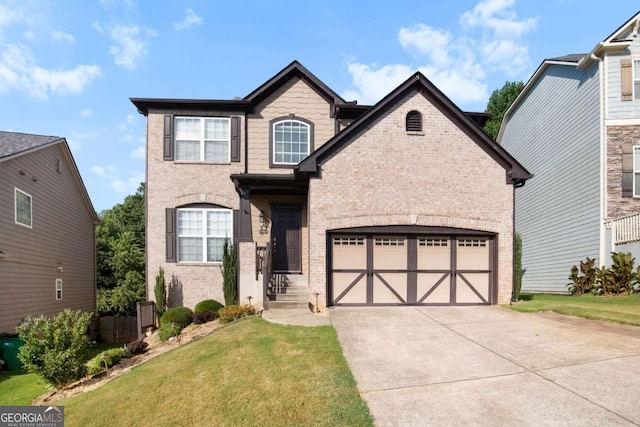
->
[165,208,176,262]
[230,117,241,162]
[406,111,422,132]
[621,58,633,102]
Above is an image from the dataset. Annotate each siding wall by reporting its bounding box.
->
[500,63,601,293]
[0,144,96,334]
[308,90,515,308]
[606,36,640,120]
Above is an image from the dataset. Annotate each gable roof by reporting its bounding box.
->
[0,131,98,224]
[297,72,532,186]
[577,10,640,69]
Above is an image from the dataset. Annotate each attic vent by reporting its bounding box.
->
[406,110,422,132]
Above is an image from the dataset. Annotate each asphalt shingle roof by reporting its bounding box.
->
[0,131,62,159]
[546,54,588,63]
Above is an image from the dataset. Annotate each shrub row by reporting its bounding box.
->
[86,347,129,376]
[218,304,256,324]
[568,252,640,295]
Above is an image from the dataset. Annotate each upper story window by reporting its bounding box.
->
[406,110,422,132]
[272,119,311,165]
[15,188,32,228]
[175,117,230,162]
[634,146,640,197]
[177,207,232,263]
[634,59,640,101]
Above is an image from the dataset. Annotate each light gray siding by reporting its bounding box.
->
[501,63,601,293]
[0,144,96,333]
[606,36,640,120]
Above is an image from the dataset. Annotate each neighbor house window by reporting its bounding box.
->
[635,59,640,101]
[175,117,230,162]
[177,208,232,262]
[634,146,640,196]
[273,120,310,165]
[15,188,32,228]
[55,279,63,300]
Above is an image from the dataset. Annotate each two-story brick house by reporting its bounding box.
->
[132,61,531,311]
[499,11,640,293]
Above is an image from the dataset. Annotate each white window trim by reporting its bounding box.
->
[14,188,32,228]
[634,59,640,101]
[55,279,63,301]
[177,208,233,263]
[634,145,640,197]
[272,119,311,165]
[174,117,231,163]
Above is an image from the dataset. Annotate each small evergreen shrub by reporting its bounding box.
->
[160,307,194,329]
[222,240,238,305]
[126,338,148,356]
[193,310,215,325]
[17,309,92,388]
[86,347,129,376]
[155,266,167,319]
[195,299,224,314]
[158,323,182,342]
[218,304,256,324]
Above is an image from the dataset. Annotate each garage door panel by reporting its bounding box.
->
[332,236,366,269]
[417,272,450,303]
[373,236,406,270]
[457,239,489,270]
[373,273,407,303]
[333,272,367,304]
[456,273,490,303]
[417,238,450,270]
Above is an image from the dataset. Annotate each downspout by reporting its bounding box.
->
[511,183,516,303]
[244,112,249,174]
[591,52,606,266]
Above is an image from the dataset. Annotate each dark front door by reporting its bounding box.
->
[271,207,302,273]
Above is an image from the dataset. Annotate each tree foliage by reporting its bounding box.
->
[222,239,238,306]
[483,81,525,140]
[96,183,145,315]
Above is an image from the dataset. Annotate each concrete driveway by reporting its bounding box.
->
[329,306,640,426]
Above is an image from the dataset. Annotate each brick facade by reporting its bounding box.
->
[606,125,640,219]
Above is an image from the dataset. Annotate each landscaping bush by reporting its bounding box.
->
[160,307,194,329]
[609,252,635,294]
[126,338,148,356]
[17,309,93,388]
[158,323,182,342]
[86,347,129,376]
[568,252,639,296]
[155,266,167,319]
[222,240,238,305]
[193,310,216,325]
[195,299,224,314]
[567,257,597,295]
[218,304,256,324]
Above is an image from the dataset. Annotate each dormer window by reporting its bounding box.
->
[406,111,422,132]
[271,117,313,166]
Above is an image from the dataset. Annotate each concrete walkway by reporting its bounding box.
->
[330,306,640,426]
[261,307,331,327]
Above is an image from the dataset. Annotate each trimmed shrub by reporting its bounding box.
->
[126,338,148,356]
[158,323,182,342]
[218,304,256,324]
[17,309,92,388]
[160,307,194,329]
[193,310,216,325]
[86,347,128,376]
[155,266,167,319]
[195,299,224,314]
[222,240,238,305]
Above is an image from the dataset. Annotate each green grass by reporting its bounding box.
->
[508,293,640,326]
[0,342,121,406]
[61,317,373,427]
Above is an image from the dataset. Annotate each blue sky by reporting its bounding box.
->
[0,0,638,212]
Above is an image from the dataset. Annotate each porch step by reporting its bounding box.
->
[283,274,308,286]
[266,301,310,309]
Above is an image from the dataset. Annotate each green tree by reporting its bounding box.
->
[483,81,525,140]
[96,183,146,315]
[221,239,238,306]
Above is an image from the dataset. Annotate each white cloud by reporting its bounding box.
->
[95,23,157,70]
[90,165,143,194]
[0,44,102,100]
[80,108,93,117]
[52,30,76,44]
[173,8,203,31]
[343,0,535,108]
[130,145,145,159]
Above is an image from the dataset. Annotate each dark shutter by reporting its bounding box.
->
[622,143,634,197]
[406,111,422,132]
[621,58,633,102]
[230,117,241,162]
[166,208,177,262]
[233,209,240,242]
[163,115,174,160]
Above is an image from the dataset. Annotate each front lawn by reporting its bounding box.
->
[61,317,372,427]
[508,293,640,326]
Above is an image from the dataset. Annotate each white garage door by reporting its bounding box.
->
[329,233,494,306]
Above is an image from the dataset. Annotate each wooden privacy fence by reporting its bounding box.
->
[98,301,157,343]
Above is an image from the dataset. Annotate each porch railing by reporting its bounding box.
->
[256,245,267,280]
[605,213,640,245]
[261,243,272,304]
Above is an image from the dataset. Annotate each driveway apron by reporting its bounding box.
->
[329,306,640,426]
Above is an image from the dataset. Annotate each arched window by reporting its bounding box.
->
[272,119,312,165]
[406,110,422,132]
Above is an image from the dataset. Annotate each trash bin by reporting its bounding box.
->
[0,336,24,372]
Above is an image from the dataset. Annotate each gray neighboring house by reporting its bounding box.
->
[0,131,98,334]
[499,11,640,293]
